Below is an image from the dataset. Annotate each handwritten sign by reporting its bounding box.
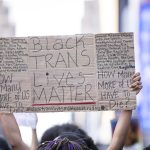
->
[96,33,135,110]
[0,33,136,112]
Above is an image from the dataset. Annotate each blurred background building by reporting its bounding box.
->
[1,0,150,149]
[0,0,15,36]
[81,0,100,33]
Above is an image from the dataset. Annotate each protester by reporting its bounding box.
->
[39,124,98,150]
[0,72,143,150]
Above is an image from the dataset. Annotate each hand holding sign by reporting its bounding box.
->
[130,72,142,94]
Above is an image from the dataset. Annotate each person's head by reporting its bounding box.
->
[39,133,91,150]
[40,123,98,150]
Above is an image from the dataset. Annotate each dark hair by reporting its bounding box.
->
[0,136,12,150]
[40,123,98,150]
[39,133,91,150]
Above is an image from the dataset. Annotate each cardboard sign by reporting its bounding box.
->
[0,33,136,112]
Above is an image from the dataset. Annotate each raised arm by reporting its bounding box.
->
[31,128,38,150]
[107,72,142,150]
[0,113,30,150]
